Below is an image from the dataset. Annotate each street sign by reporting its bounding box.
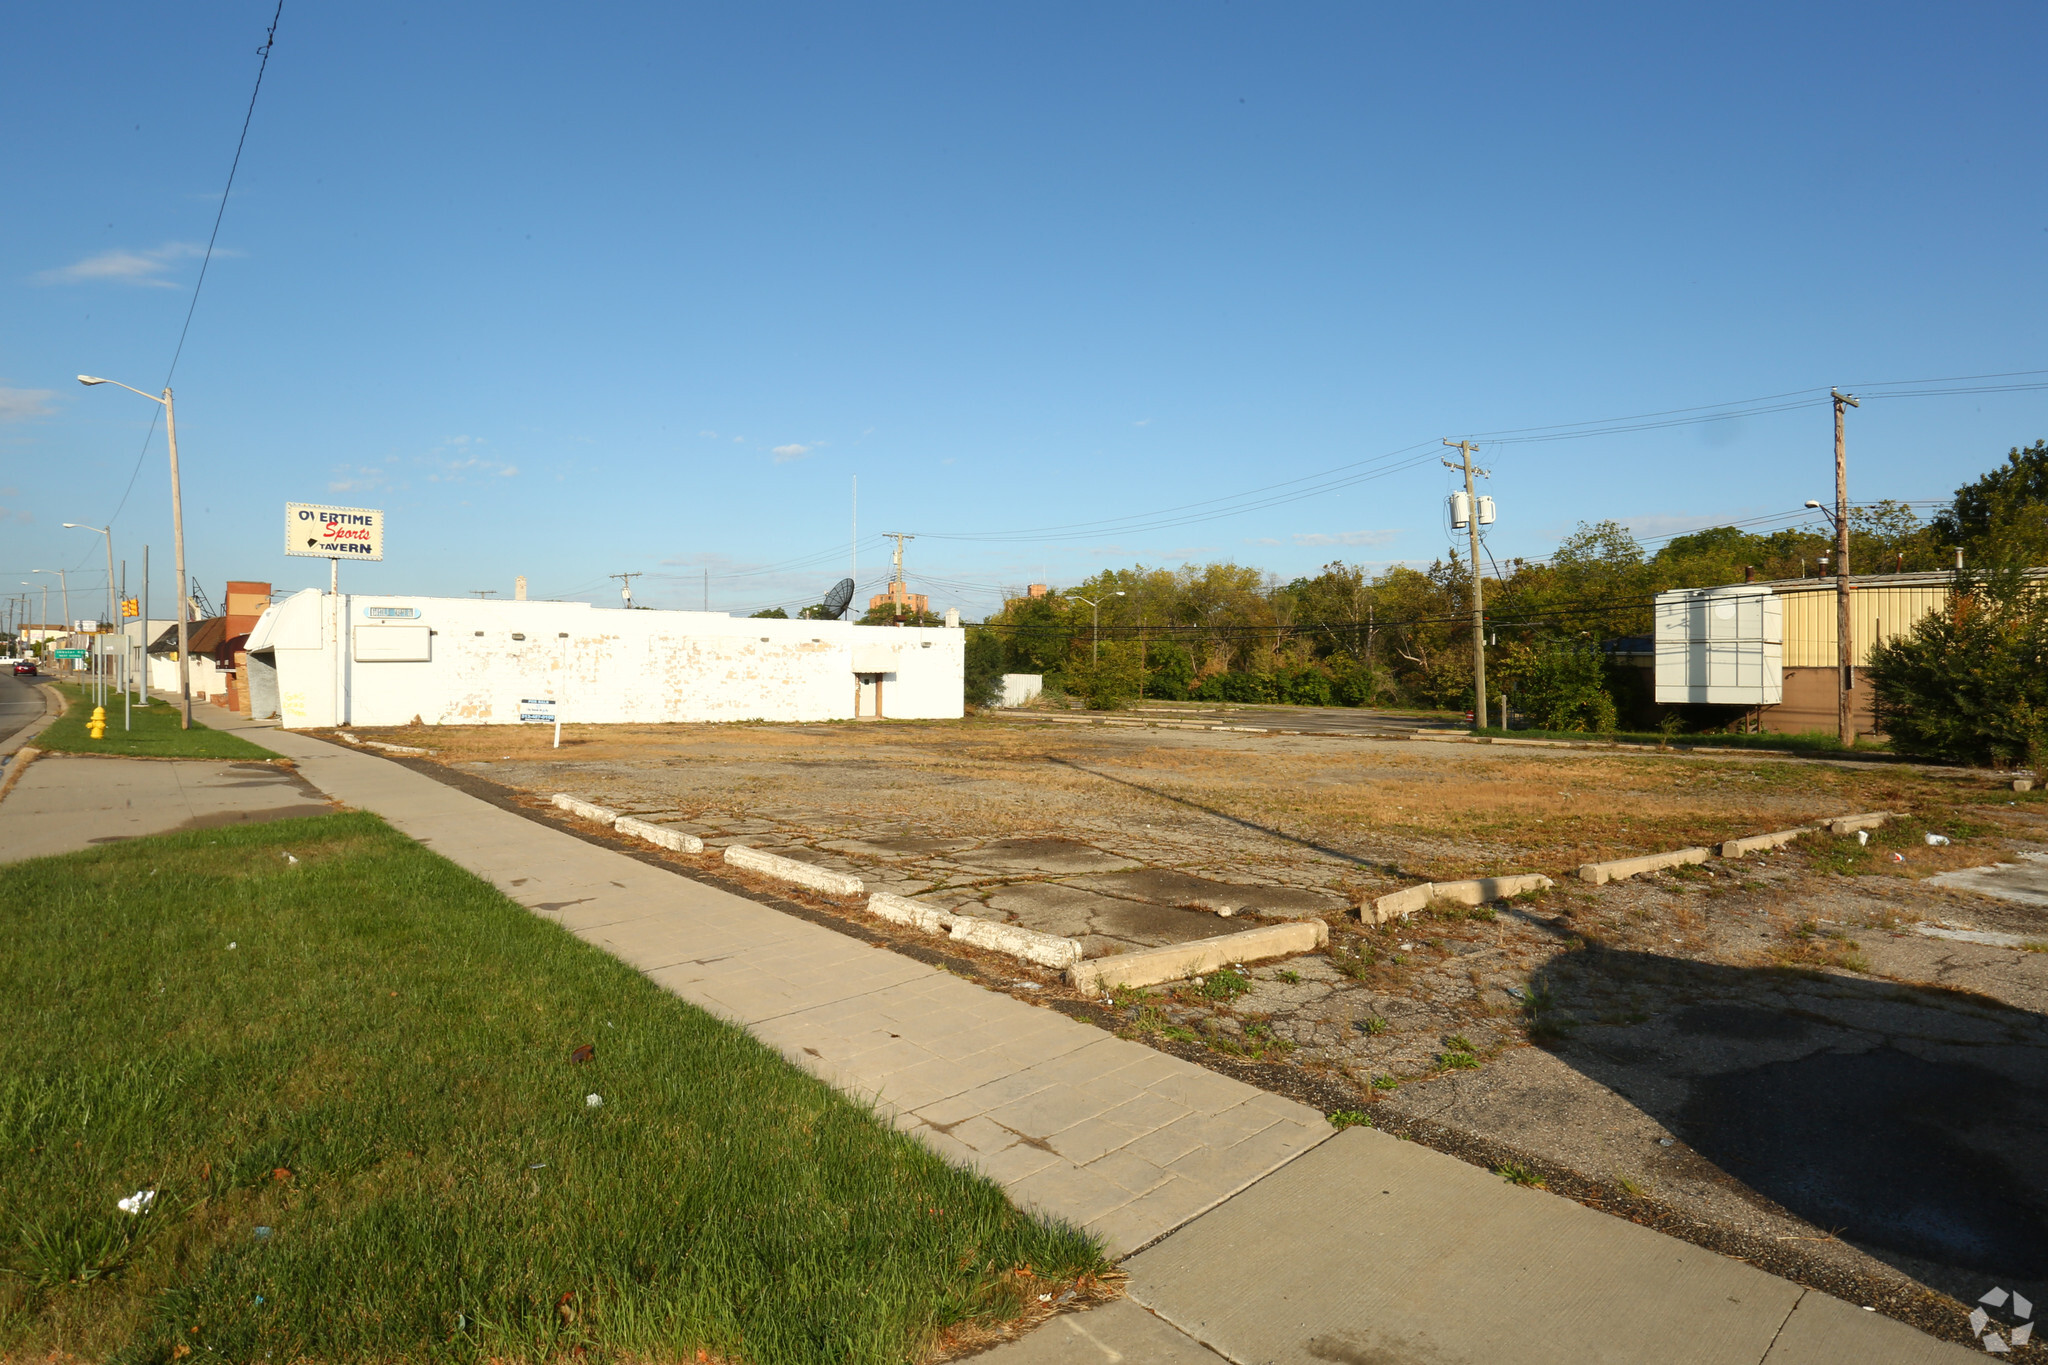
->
[53,649,87,659]
[285,502,385,560]
[121,598,139,618]
[518,698,557,722]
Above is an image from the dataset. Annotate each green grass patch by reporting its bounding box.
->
[34,683,273,760]
[0,813,1104,1363]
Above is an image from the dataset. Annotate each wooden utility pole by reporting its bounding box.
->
[1832,388,1859,746]
[1443,440,1489,729]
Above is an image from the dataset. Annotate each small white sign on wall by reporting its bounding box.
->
[352,625,430,662]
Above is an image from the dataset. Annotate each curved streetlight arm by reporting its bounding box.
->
[77,375,166,404]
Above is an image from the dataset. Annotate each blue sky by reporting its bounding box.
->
[3,2,2044,622]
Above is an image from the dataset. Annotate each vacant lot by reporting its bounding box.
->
[347,711,2048,1342]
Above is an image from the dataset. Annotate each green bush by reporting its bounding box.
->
[1514,643,1618,733]
[1868,569,2048,767]
[1143,641,1195,700]
[1278,666,1333,706]
[963,627,1005,709]
[1192,671,1277,704]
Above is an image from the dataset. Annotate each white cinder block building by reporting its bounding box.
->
[244,590,965,729]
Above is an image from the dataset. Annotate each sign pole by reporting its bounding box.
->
[331,557,338,595]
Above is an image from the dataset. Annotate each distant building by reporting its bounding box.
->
[1653,570,2027,735]
[869,579,930,616]
[246,590,965,728]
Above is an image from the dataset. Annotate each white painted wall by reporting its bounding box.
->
[251,591,966,729]
[1000,673,1043,707]
[1653,584,1784,706]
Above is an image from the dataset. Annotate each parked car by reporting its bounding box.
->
[12,660,36,676]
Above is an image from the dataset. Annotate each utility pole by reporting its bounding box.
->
[610,571,641,609]
[1442,439,1490,730]
[883,532,915,619]
[468,590,498,599]
[1832,388,1859,747]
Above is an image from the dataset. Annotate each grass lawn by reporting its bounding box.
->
[0,813,1106,1363]
[34,682,275,760]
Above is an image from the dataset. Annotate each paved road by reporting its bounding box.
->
[0,672,51,749]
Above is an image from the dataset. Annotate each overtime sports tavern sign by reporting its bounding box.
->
[285,503,385,560]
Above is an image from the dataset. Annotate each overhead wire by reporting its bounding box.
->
[92,1,285,565]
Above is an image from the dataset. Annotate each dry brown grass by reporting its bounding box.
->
[342,715,2013,886]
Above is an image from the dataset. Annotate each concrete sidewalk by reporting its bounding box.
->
[0,754,331,861]
[171,700,1976,1363]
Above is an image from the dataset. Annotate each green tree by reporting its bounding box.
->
[1514,643,1619,733]
[1931,440,2048,568]
[963,626,1004,709]
[1868,568,2048,768]
[749,607,789,619]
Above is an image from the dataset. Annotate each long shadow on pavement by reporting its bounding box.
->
[1527,944,2048,1309]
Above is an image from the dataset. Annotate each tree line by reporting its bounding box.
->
[964,439,2048,749]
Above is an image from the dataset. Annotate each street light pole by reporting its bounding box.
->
[1831,389,1859,747]
[80,376,193,728]
[1072,591,1125,663]
[64,523,115,707]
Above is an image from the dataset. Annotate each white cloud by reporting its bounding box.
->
[772,443,811,462]
[328,464,394,493]
[419,435,518,483]
[699,429,718,438]
[0,386,55,421]
[1291,529,1400,548]
[35,241,229,288]
[1132,418,1152,427]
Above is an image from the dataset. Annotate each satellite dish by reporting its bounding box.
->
[821,577,855,620]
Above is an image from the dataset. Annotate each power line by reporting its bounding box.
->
[97,0,285,546]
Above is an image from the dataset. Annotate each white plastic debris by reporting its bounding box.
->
[117,1189,156,1215]
[585,1093,603,1108]
[228,942,238,950]
[1856,830,1869,846]
[283,852,298,865]
[1926,833,1950,846]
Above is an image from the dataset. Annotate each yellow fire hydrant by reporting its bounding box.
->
[88,706,107,740]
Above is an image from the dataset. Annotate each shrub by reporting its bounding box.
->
[1278,666,1333,707]
[963,626,1005,709]
[1514,643,1619,732]
[1144,641,1195,700]
[1192,671,1278,704]
[1868,568,2048,768]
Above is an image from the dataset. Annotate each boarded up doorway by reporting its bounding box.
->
[855,672,885,719]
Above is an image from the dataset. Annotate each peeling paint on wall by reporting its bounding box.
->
[254,590,965,729]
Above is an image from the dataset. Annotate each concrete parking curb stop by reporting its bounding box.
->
[551,792,620,825]
[614,815,704,853]
[1720,826,1816,858]
[1067,920,1329,995]
[860,892,1084,968]
[1822,810,1891,835]
[724,843,864,897]
[1577,845,1712,885]
[1365,873,1553,924]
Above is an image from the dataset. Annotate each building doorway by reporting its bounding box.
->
[855,672,885,719]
